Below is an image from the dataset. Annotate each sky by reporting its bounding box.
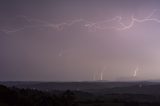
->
[1,0,160,81]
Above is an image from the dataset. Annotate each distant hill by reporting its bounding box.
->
[1,84,160,106]
[1,81,160,94]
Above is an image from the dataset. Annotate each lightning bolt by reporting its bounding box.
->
[0,14,131,33]
[133,65,139,77]
[100,72,103,80]
[1,9,160,34]
[93,71,96,81]
[1,16,87,34]
[100,66,106,80]
[118,9,160,31]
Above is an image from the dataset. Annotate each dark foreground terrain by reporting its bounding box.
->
[1,81,160,106]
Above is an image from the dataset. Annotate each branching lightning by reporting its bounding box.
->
[2,9,160,34]
[117,9,160,31]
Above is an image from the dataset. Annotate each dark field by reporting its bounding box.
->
[1,81,160,106]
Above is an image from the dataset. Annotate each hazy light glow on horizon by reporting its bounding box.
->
[1,0,160,81]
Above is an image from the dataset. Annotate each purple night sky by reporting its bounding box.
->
[1,0,160,81]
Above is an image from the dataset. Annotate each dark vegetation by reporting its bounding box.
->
[1,82,160,106]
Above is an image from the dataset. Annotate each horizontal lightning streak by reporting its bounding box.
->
[1,9,160,34]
